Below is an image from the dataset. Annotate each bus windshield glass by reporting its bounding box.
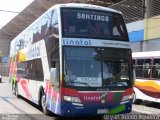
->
[61,8,128,40]
[63,47,132,90]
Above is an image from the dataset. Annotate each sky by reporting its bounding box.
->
[0,0,34,29]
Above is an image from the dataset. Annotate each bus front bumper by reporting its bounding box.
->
[60,100,132,117]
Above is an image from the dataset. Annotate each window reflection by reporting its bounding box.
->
[63,47,131,89]
[62,8,128,40]
[17,59,44,81]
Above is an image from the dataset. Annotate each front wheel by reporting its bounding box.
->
[41,91,50,115]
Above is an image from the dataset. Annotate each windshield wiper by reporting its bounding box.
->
[106,81,128,87]
[67,81,94,88]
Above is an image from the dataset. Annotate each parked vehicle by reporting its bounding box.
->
[133,51,160,104]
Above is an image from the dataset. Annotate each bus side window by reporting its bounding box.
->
[112,15,124,37]
[45,10,59,39]
[136,59,143,77]
[35,59,44,81]
[136,59,151,78]
[142,59,151,78]
[133,59,136,70]
[152,59,160,79]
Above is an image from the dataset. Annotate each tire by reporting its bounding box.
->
[12,84,16,95]
[41,90,50,115]
[13,83,19,98]
[15,83,20,98]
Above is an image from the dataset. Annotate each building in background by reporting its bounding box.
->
[110,0,160,52]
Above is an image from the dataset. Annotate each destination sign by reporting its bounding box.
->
[77,12,109,22]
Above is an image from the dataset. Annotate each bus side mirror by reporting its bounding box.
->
[132,70,136,86]
[50,68,56,84]
[50,68,60,87]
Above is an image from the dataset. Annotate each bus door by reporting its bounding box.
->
[29,59,44,102]
[50,49,60,109]
[25,60,38,101]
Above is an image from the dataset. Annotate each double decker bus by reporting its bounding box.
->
[9,3,134,116]
[132,51,160,104]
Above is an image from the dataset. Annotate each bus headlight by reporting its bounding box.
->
[63,96,81,103]
[122,93,134,101]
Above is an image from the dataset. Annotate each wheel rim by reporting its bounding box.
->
[15,84,18,96]
[13,85,16,95]
[41,95,46,109]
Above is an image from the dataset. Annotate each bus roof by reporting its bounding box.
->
[132,51,160,58]
[52,3,122,14]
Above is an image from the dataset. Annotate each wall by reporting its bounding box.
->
[0,39,10,56]
[126,16,160,52]
[126,20,144,43]
[144,16,160,40]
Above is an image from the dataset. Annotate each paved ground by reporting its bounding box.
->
[0,77,54,120]
[0,77,160,120]
[0,77,42,114]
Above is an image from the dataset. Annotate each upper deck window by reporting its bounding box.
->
[61,8,128,41]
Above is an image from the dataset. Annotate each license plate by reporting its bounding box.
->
[97,109,108,114]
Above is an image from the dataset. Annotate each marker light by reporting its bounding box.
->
[122,93,134,101]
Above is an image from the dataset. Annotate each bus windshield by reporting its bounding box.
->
[61,8,128,40]
[63,47,132,90]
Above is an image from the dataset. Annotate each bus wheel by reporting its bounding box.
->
[41,91,50,115]
[12,84,15,94]
[12,83,16,94]
[13,83,19,98]
[133,93,142,104]
[15,83,20,98]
